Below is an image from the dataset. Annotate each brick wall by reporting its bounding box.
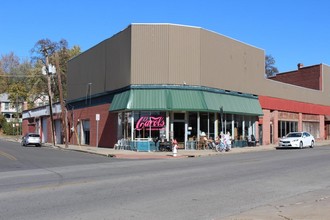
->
[22,118,37,134]
[319,115,325,140]
[262,109,271,145]
[68,104,117,148]
[269,64,321,90]
[22,119,29,135]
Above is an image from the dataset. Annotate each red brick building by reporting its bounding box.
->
[269,63,322,90]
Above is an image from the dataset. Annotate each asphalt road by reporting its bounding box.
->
[0,139,115,172]
[1,140,330,220]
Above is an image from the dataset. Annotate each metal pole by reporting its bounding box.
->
[220,106,224,133]
[96,120,99,147]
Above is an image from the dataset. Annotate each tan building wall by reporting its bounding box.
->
[68,27,132,101]
[68,23,330,107]
[68,40,107,101]
[130,24,201,85]
[130,24,264,93]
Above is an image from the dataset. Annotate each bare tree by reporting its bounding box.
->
[265,54,279,77]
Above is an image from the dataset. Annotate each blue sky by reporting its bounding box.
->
[1,0,329,72]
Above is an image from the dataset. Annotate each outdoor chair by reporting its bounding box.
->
[247,135,257,146]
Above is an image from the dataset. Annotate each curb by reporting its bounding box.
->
[108,154,188,159]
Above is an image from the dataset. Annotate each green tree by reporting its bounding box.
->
[0,40,80,109]
[265,54,279,77]
[0,52,21,93]
[0,114,6,131]
[26,60,48,108]
[7,81,28,106]
[31,39,81,100]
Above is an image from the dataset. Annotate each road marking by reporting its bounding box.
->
[0,150,17,160]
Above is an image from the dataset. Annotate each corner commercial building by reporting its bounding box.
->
[23,24,330,148]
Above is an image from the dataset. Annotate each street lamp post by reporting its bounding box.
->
[220,106,224,133]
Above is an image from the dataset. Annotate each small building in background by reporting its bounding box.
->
[0,93,23,123]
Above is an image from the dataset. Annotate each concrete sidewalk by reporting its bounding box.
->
[55,143,277,159]
[45,139,330,159]
[2,134,330,159]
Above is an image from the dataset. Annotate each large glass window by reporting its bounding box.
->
[200,112,209,136]
[278,120,298,137]
[209,113,215,138]
[118,112,132,140]
[233,115,243,140]
[303,122,319,138]
[132,111,166,140]
[188,112,197,140]
[4,103,9,110]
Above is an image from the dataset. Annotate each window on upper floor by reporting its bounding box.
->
[4,103,9,110]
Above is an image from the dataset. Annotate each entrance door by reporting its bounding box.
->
[82,120,90,145]
[270,123,273,144]
[325,123,330,140]
[258,124,263,145]
[77,120,90,145]
[55,119,62,144]
[173,121,185,143]
[42,117,48,143]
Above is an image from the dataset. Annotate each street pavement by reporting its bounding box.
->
[1,134,330,219]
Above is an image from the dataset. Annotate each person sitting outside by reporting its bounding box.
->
[207,136,216,150]
[198,132,208,150]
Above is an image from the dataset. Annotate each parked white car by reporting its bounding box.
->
[278,132,315,149]
[21,133,42,147]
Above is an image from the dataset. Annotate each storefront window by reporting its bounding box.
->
[303,122,319,138]
[119,112,132,140]
[200,112,209,137]
[234,115,243,140]
[188,112,197,140]
[209,113,215,138]
[132,111,166,140]
[224,114,232,135]
[278,120,298,137]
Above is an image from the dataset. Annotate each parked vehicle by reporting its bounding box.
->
[21,133,41,147]
[277,132,314,149]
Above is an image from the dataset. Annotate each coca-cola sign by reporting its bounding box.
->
[135,116,165,131]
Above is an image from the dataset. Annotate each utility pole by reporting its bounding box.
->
[55,53,68,148]
[43,52,56,147]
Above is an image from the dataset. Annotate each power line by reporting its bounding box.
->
[0,74,44,78]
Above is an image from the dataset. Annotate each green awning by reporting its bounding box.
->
[109,90,131,111]
[203,91,263,115]
[110,88,263,116]
[168,90,207,111]
[129,89,168,111]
